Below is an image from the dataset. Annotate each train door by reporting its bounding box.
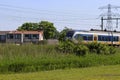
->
[94,34,97,42]
[119,36,120,45]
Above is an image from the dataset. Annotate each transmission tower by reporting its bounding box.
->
[99,4,120,31]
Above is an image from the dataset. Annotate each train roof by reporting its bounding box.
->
[69,29,120,33]
[90,29,120,33]
[68,29,120,36]
[68,30,89,32]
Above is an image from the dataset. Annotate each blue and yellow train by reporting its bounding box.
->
[66,29,120,45]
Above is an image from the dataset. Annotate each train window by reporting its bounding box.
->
[105,36,108,41]
[66,31,75,38]
[83,36,87,40]
[74,34,79,39]
[74,34,93,41]
[84,34,93,41]
[98,36,101,41]
[113,36,118,41]
[108,36,111,41]
[74,34,83,40]
[98,35,108,41]
[88,36,93,40]
[98,35,119,42]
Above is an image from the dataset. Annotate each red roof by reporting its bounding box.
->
[0,31,10,34]
[8,30,43,34]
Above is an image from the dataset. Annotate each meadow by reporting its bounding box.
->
[0,43,120,73]
[1,65,120,80]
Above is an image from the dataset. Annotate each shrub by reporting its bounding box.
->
[87,42,116,55]
[74,45,89,56]
[56,40,75,53]
[109,46,116,54]
[57,41,116,55]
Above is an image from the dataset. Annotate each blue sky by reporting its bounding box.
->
[0,0,120,31]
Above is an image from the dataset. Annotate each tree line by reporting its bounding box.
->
[17,21,70,41]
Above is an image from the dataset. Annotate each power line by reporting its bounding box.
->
[0,6,99,23]
[0,3,99,18]
[0,13,99,28]
[0,3,100,31]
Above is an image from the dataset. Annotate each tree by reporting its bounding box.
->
[58,27,72,41]
[17,22,39,31]
[17,21,58,39]
[39,21,58,39]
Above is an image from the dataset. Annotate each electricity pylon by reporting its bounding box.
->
[99,4,120,31]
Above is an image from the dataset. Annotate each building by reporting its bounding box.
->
[0,31,10,43]
[0,30,43,44]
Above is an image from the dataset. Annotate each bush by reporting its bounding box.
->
[87,42,116,55]
[109,46,117,54]
[56,40,89,56]
[74,45,89,56]
[56,41,116,55]
[56,40,75,53]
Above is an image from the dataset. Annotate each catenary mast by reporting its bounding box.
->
[99,4,120,31]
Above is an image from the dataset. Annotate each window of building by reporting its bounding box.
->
[15,34,21,39]
[32,34,39,39]
[0,35,6,41]
[7,34,14,39]
[24,34,31,39]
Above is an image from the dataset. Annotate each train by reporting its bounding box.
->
[66,29,120,45]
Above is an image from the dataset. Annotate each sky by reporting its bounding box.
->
[0,0,120,31]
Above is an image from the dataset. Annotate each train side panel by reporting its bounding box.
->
[68,30,120,46]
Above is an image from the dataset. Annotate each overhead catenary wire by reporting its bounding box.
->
[0,3,99,18]
[0,3,101,30]
[0,5,99,22]
[0,13,99,25]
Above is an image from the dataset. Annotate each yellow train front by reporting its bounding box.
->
[66,30,120,45]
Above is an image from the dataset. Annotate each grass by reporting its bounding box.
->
[0,43,120,73]
[1,65,120,80]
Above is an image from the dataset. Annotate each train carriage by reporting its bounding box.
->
[66,30,120,45]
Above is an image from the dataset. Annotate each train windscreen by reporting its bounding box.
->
[66,31,75,38]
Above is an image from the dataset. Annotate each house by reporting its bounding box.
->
[0,30,43,44]
[0,31,10,43]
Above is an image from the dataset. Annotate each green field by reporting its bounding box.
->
[1,65,120,80]
[0,43,120,73]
